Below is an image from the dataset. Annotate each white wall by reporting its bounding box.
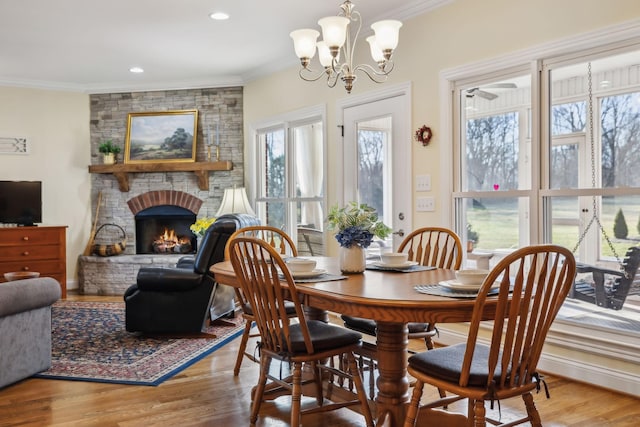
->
[0,87,91,288]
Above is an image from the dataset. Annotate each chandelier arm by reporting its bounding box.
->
[353,62,395,83]
[298,67,332,83]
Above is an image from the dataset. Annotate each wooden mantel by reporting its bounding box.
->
[88,161,233,192]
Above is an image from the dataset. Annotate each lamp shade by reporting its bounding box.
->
[370,20,402,51]
[318,16,349,49]
[290,29,320,59]
[317,41,339,67]
[366,36,385,62]
[215,187,256,216]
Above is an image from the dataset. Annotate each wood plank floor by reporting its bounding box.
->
[0,293,638,426]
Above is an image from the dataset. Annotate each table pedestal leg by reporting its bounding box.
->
[303,306,329,323]
[375,321,410,427]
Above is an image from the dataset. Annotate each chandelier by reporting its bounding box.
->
[289,0,402,94]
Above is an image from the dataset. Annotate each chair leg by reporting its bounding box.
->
[403,380,424,427]
[233,319,254,376]
[471,399,486,427]
[523,392,542,427]
[250,354,270,426]
[345,352,375,427]
[290,361,304,427]
[311,361,324,406]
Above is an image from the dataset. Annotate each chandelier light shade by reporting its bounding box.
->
[215,186,256,217]
[290,0,402,94]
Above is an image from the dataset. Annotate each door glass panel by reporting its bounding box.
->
[356,117,391,256]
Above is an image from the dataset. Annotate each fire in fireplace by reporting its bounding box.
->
[135,205,197,254]
[152,228,193,253]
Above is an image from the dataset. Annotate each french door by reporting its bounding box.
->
[339,85,412,251]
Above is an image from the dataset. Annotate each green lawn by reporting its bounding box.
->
[467,196,640,260]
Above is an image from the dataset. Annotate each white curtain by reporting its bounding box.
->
[295,124,323,230]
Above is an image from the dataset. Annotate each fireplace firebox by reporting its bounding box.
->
[135,205,197,254]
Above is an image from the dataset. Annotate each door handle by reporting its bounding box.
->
[393,229,405,237]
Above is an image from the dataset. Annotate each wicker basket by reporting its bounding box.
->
[92,223,127,256]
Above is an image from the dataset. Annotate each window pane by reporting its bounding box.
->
[550,140,579,189]
[552,101,586,135]
[601,91,640,188]
[465,112,520,191]
[548,196,580,251]
[601,195,640,259]
[264,129,285,198]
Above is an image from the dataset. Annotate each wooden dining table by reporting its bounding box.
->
[211,256,498,427]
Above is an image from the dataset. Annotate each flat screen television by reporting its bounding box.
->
[0,181,42,226]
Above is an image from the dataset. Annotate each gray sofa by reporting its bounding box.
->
[0,277,61,388]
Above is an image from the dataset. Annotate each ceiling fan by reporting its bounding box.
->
[465,82,517,100]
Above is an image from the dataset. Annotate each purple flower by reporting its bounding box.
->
[335,226,374,248]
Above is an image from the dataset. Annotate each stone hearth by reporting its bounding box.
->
[78,254,185,295]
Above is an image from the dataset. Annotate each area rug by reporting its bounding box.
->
[34,300,244,386]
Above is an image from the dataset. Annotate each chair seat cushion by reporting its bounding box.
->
[243,300,296,316]
[286,320,362,353]
[408,342,503,387]
[342,315,432,335]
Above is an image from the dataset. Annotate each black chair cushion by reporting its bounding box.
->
[342,315,431,335]
[408,342,503,387]
[242,300,296,316]
[285,320,362,353]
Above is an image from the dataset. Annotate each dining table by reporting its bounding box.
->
[211,256,499,427]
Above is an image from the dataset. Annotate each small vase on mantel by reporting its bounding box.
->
[340,245,366,274]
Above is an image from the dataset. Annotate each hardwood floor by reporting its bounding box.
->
[0,293,638,427]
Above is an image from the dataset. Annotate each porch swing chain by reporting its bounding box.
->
[571,62,628,277]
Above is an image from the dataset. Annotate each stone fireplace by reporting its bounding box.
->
[78,86,245,295]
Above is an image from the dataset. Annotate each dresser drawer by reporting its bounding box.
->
[0,227,62,246]
[0,244,62,260]
[0,260,64,276]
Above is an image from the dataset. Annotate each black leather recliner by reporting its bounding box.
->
[124,213,260,333]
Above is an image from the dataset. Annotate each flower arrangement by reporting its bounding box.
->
[326,202,391,248]
[190,217,216,237]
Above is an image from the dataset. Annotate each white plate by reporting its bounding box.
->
[439,279,484,291]
[290,268,327,279]
[373,261,418,270]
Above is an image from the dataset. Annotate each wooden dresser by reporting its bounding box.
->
[0,225,67,297]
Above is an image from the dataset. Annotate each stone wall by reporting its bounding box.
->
[81,87,245,294]
[89,87,245,254]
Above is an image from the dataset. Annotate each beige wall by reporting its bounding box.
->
[243,0,640,230]
[0,87,91,287]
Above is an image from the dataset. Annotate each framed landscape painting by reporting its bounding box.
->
[124,110,198,163]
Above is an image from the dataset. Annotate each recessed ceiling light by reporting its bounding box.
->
[129,67,144,73]
[209,11,229,20]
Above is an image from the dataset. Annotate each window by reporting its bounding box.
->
[253,115,326,255]
[452,46,640,326]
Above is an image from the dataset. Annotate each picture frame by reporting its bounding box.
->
[124,110,198,164]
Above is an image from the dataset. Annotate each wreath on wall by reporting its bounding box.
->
[414,125,432,146]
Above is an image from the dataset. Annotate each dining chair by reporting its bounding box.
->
[343,227,463,350]
[403,244,576,427]
[224,225,300,376]
[228,236,374,427]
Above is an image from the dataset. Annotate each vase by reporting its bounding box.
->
[339,245,366,274]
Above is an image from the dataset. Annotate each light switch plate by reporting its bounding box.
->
[416,174,431,192]
[416,197,435,212]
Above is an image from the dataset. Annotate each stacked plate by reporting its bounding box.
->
[372,261,418,270]
[439,279,485,292]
